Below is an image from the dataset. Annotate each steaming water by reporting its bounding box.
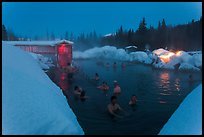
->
[46,58,201,135]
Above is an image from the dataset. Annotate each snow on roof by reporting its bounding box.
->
[104,33,115,37]
[2,39,74,47]
[125,46,138,49]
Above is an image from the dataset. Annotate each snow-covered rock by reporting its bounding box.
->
[159,84,202,135]
[2,44,84,135]
[129,51,152,64]
[179,63,200,71]
[192,54,202,68]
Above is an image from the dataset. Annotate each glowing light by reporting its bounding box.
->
[176,51,182,56]
[159,52,175,63]
[58,45,66,54]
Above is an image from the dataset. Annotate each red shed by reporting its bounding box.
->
[12,40,73,68]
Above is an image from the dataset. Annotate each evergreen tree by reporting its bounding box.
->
[65,31,69,40]
[158,21,161,30]
[161,18,166,30]
[138,17,147,33]
[50,32,55,40]
[2,25,8,41]
[46,29,49,40]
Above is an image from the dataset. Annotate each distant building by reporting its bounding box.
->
[14,40,73,68]
[125,45,138,53]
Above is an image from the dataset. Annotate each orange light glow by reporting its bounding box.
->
[159,52,175,63]
[176,51,182,56]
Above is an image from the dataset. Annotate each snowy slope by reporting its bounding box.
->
[159,84,202,135]
[2,44,84,135]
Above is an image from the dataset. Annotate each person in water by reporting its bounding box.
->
[113,62,117,68]
[94,73,100,81]
[113,81,121,94]
[105,62,110,68]
[189,74,193,82]
[107,96,123,118]
[65,63,77,80]
[80,90,89,101]
[97,81,109,91]
[129,95,137,106]
[74,86,82,95]
[121,62,126,68]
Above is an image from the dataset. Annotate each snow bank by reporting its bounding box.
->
[2,44,84,135]
[73,46,202,71]
[152,49,202,71]
[73,45,151,63]
[29,53,54,70]
[159,84,202,135]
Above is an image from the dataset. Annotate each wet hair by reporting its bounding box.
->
[132,94,136,97]
[80,90,86,97]
[111,96,117,101]
[95,73,99,76]
[67,63,71,66]
[74,86,79,90]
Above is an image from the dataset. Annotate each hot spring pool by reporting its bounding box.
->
[46,59,202,135]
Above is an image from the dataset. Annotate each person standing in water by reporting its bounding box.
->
[107,96,123,118]
[129,95,137,106]
[74,86,82,96]
[189,74,193,82]
[105,62,110,68]
[113,62,117,68]
[121,62,126,68]
[113,81,121,95]
[80,90,89,102]
[94,73,100,81]
[97,81,109,91]
[65,63,77,80]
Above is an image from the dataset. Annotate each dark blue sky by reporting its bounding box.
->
[2,2,202,39]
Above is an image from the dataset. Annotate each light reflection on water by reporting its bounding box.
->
[175,78,181,92]
[159,72,170,92]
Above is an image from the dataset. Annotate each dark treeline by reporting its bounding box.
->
[2,25,19,41]
[2,17,202,51]
[100,17,202,51]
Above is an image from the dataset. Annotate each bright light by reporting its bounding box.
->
[159,52,175,63]
[176,51,182,56]
[58,45,65,54]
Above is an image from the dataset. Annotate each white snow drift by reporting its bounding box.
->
[159,84,202,135]
[29,53,54,70]
[73,46,202,71]
[2,44,84,135]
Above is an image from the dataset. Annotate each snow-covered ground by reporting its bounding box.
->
[73,46,202,71]
[2,44,84,135]
[29,53,55,70]
[159,84,202,135]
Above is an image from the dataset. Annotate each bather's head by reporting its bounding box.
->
[111,96,117,105]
